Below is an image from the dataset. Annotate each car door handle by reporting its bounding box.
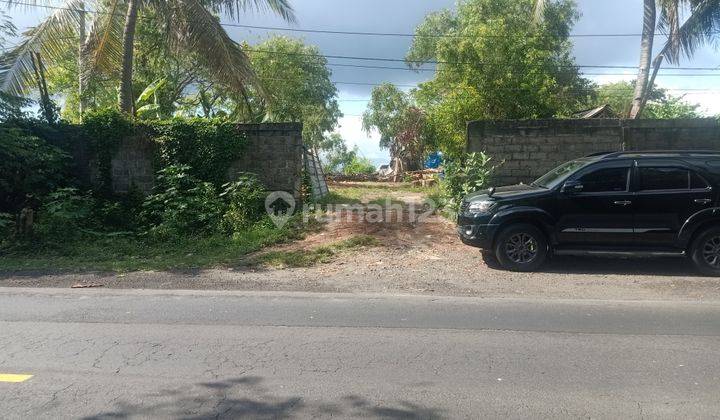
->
[613,200,632,206]
[694,199,712,205]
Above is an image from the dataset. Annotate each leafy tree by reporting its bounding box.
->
[343,155,376,176]
[362,83,426,171]
[239,36,342,147]
[318,133,353,174]
[593,80,701,119]
[408,0,592,155]
[0,0,295,115]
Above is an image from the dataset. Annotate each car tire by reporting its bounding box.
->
[494,223,548,272]
[481,250,502,270]
[690,226,720,276]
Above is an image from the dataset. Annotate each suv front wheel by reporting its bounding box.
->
[494,224,548,272]
[690,226,720,276]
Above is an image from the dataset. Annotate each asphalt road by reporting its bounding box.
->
[1,289,719,419]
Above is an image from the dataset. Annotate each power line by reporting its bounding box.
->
[325,61,720,77]
[5,0,718,40]
[4,0,720,71]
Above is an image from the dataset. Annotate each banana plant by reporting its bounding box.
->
[135,77,166,119]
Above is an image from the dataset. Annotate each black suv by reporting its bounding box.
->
[458,151,720,275]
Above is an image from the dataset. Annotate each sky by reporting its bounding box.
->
[3,0,720,165]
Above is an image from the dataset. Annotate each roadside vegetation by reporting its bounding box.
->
[252,235,381,268]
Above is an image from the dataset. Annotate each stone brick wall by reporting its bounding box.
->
[226,123,304,197]
[467,119,720,186]
[89,123,304,196]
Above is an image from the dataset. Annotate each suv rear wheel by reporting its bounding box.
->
[690,226,720,276]
[494,224,548,272]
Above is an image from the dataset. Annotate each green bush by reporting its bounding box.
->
[220,173,268,233]
[35,188,95,241]
[0,212,14,242]
[140,165,223,238]
[343,155,376,175]
[152,118,248,186]
[441,152,495,211]
[82,109,133,195]
[0,126,71,213]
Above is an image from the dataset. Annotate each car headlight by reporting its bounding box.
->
[467,200,495,214]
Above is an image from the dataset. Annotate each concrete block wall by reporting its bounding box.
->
[467,119,720,186]
[90,123,304,196]
[226,123,304,197]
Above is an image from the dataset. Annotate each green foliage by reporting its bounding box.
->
[318,133,354,174]
[645,95,703,119]
[34,188,95,241]
[363,83,427,170]
[254,235,381,268]
[241,36,342,147]
[0,212,14,241]
[441,152,496,210]
[82,109,134,195]
[0,126,71,213]
[593,81,702,119]
[140,165,223,238]
[343,155,377,176]
[0,92,31,122]
[220,173,268,233]
[409,0,591,155]
[151,118,248,186]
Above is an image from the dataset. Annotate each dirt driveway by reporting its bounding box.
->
[2,183,720,301]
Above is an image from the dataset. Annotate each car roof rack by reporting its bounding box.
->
[598,150,720,159]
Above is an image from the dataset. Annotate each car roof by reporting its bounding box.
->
[587,151,720,160]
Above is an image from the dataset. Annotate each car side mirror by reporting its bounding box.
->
[562,180,584,194]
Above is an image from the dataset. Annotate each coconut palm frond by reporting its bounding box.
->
[82,0,125,81]
[168,0,263,99]
[0,11,17,45]
[213,0,296,23]
[660,0,720,64]
[0,0,85,95]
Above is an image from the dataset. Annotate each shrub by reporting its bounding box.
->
[343,155,376,175]
[151,118,248,186]
[82,109,133,196]
[0,126,71,213]
[140,165,223,238]
[35,188,95,241]
[0,212,14,242]
[220,173,268,233]
[442,152,496,211]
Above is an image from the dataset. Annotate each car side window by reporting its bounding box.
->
[639,167,689,191]
[578,167,629,193]
[691,172,710,190]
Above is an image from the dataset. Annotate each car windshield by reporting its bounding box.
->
[532,158,593,189]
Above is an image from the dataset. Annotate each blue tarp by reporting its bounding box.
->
[424,152,443,169]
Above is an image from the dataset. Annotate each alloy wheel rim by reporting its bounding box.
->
[505,233,538,264]
[702,236,720,268]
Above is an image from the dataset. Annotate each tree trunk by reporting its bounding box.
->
[119,0,139,114]
[638,54,666,118]
[629,0,656,119]
[78,3,86,119]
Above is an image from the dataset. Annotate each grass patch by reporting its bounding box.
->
[0,223,302,273]
[253,234,381,268]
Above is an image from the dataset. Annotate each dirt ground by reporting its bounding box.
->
[2,183,720,301]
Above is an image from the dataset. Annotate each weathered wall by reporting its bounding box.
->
[90,123,304,196]
[226,123,304,196]
[467,119,720,186]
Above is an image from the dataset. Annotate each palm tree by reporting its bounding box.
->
[534,0,719,119]
[634,0,720,117]
[0,0,295,115]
